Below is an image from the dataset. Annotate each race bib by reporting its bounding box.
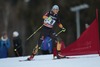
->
[44,17,56,25]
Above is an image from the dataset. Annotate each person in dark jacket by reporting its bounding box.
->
[13,31,23,57]
[0,33,10,58]
[40,36,52,54]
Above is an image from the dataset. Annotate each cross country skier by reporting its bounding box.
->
[27,5,66,60]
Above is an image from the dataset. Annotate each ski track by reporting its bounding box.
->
[0,54,100,67]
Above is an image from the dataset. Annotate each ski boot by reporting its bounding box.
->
[27,53,35,61]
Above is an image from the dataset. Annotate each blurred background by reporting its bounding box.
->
[0,0,100,57]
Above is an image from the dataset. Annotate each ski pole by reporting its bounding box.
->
[55,30,63,36]
[43,30,65,43]
[26,25,43,40]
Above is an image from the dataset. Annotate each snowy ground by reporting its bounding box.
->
[0,54,100,67]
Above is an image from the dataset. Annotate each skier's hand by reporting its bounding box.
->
[62,28,66,32]
[14,49,17,51]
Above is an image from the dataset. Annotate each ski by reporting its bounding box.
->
[19,59,35,62]
[66,57,80,59]
[53,57,80,60]
[19,59,29,62]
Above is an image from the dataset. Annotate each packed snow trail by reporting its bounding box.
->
[0,54,100,67]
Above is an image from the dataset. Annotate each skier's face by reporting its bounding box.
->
[52,9,59,14]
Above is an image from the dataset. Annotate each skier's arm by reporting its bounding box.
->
[57,18,64,29]
[43,16,48,19]
[59,23,66,32]
[57,19,66,32]
[43,12,49,19]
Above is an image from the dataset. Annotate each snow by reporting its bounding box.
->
[0,54,100,67]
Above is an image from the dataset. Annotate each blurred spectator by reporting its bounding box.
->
[0,33,10,58]
[13,31,23,57]
[40,36,52,54]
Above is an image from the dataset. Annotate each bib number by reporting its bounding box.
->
[44,17,56,25]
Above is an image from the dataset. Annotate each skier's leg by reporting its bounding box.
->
[27,26,49,60]
[57,50,61,59]
[38,26,49,47]
[49,30,58,59]
[53,47,57,59]
[27,45,39,60]
[27,30,44,60]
